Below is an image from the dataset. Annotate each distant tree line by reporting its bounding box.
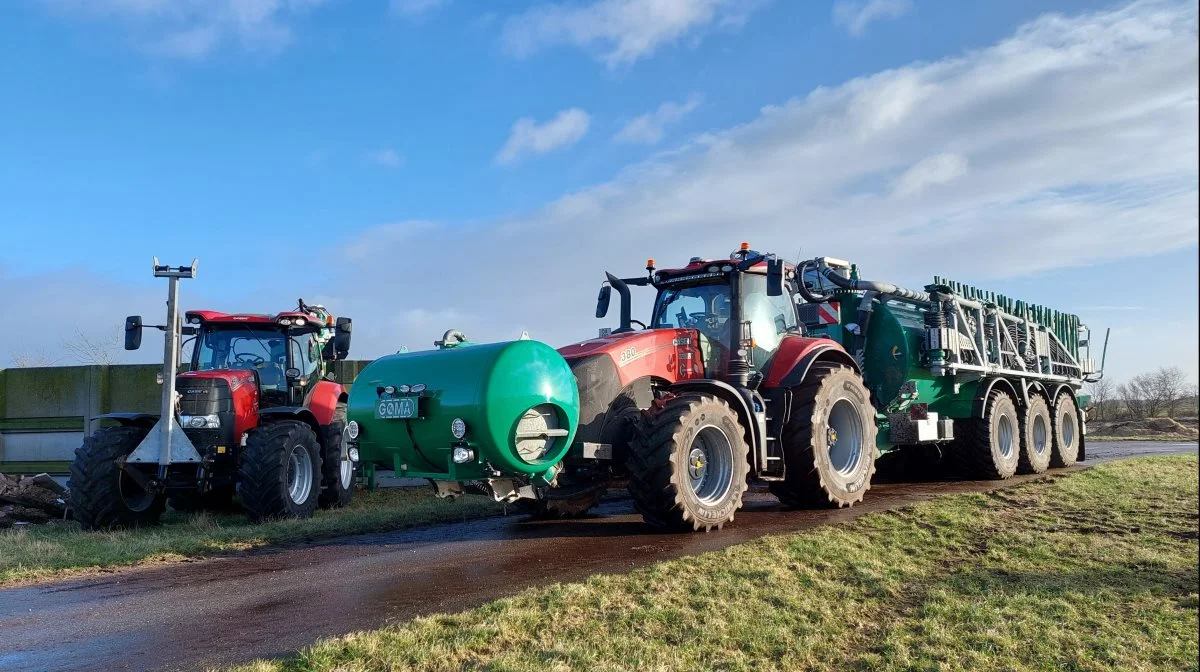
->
[1087,366,1199,422]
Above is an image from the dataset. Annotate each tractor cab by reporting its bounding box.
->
[598,242,797,385]
[184,309,337,408]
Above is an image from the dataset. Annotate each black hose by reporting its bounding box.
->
[796,260,833,303]
[818,266,929,303]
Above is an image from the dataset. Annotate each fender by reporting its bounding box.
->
[258,406,323,442]
[769,340,861,391]
[972,377,1021,416]
[304,379,346,426]
[669,379,766,472]
[93,412,157,428]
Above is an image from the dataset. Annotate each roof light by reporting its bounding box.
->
[740,242,751,251]
[293,317,306,327]
[278,318,292,326]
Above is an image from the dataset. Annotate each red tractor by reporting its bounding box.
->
[70,259,356,529]
[532,243,877,530]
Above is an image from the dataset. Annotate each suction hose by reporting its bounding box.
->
[816,265,930,303]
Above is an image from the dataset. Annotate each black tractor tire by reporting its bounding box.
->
[318,402,355,509]
[627,393,749,532]
[1050,392,1082,467]
[958,388,1020,479]
[1018,394,1053,474]
[516,483,607,520]
[168,487,237,514]
[70,426,166,530]
[769,364,878,509]
[240,420,322,523]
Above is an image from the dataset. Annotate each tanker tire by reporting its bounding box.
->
[1017,394,1053,474]
[958,389,1020,479]
[626,393,749,532]
[516,484,606,520]
[70,426,165,530]
[769,364,877,509]
[168,487,237,514]
[318,402,355,510]
[240,420,322,523]
[1050,392,1082,468]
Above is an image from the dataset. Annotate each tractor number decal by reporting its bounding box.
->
[616,343,673,367]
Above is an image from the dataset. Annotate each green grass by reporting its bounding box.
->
[237,455,1200,672]
[0,487,503,586]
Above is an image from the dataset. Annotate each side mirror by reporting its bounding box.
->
[333,317,352,360]
[124,316,143,351]
[766,258,784,297]
[595,284,612,318]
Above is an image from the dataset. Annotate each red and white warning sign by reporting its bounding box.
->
[818,302,840,325]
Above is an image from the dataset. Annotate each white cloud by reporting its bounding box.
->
[833,0,912,35]
[40,0,330,58]
[330,0,1198,385]
[365,148,405,169]
[501,0,760,67]
[890,152,968,197]
[390,0,449,19]
[495,108,591,165]
[615,94,704,145]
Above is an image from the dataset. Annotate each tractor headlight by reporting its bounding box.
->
[452,446,475,464]
[450,417,467,440]
[345,420,360,440]
[180,414,220,429]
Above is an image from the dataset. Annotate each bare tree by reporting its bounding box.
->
[1116,366,1191,420]
[1087,377,1114,422]
[62,326,121,366]
[8,350,60,368]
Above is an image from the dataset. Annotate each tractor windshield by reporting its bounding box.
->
[192,327,296,392]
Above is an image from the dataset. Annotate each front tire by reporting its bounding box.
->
[240,420,322,523]
[769,364,877,508]
[959,389,1020,479]
[318,402,355,509]
[1018,394,1053,474]
[627,394,749,532]
[70,426,166,530]
[1050,392,1082,467]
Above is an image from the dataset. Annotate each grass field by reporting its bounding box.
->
[237,455,1200,672]
[0,487,503,586]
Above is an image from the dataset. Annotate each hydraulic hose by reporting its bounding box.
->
[818,266,930,303]
[796,259,834,303]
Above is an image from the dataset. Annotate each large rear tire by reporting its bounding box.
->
[769,364,877,508]
[70,426,166,530]
[318,402,355,510]
[959,389,1020,479]
[240,420,322,523]
[1050,392,1082,467]
[627,394,749,532]
[1018,394,1052,474]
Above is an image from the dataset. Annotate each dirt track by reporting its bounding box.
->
[0,440,1194,672]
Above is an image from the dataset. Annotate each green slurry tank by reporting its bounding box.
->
[346,331,580,498]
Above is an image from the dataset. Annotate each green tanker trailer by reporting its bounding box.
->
[346,245,1105,531]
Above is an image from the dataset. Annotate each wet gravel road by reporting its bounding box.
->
[1,440,1194,672]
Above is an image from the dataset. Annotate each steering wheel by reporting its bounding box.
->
[235,352,265,366]
[687,312,720,330]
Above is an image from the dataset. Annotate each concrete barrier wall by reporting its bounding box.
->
[0,362,370,464]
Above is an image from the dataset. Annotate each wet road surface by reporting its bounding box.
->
[0,440,1194,672]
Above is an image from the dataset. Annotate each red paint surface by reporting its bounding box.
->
[762,335,848,388]
[185,310,320,325]
[178,369,260,438]
[559,328,705,387]
[304,380,345,426]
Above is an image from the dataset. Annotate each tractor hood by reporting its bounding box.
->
[558,328,705,387]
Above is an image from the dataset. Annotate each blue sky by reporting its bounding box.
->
[0,0,1197,384]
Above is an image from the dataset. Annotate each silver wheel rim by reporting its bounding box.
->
[997,413,1015,458]
[686,425,734,505]
[1063,412,1076,451]
[287,444,314,505]
[339,446,354,490]
[1033,414,1049,455]
[828,399,864,475]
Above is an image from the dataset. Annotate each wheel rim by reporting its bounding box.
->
[1033,414,1049,455]
[339,446,354,490]
[997,413,1015,458]
[287,444,314,505]
[686,425,734,505]
[1063,411,1076,452]
[119,471,155,513]
[827,399,864,475]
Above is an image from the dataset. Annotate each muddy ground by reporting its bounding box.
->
[0,440,1195,672]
